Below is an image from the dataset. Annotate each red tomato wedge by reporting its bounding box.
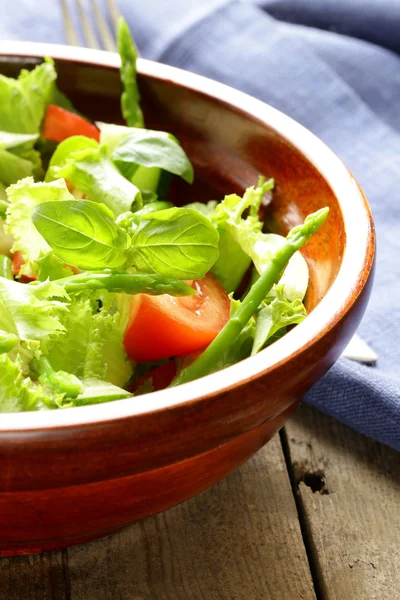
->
[42,105,100,143]
[11,251,37,282]
[124,273,230,363]
[11,251,24,277]
[128,361,177,393]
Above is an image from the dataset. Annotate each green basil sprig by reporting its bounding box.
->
[130,207,219,278]
[32,200,130,270]
[32,202,219,279]
[111,129,194,184]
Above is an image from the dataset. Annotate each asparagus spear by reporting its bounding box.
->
[117,18,144,128]
[171,207,329,387]
[51,271,197,297]
[0,255,13,280]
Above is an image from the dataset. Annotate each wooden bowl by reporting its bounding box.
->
[0,42,375,555]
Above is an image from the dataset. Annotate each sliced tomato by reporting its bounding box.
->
[11,251,37,282]
[42,105,100,143]
[124,273,230,363]
[129,361,177,393]
[11,251,24,277]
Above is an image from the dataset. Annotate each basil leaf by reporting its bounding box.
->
[56,146,142,217]
[32,200,130,270]
[112,129,194,184]
[131,207,219,279]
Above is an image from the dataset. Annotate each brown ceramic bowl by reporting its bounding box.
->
[0,42,375,556]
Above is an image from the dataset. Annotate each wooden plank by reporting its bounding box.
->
[0,552,68,600]
[284,404,400,600]
[63,436,316,600]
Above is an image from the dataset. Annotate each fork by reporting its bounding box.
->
[60,0,377,366]
[61,0,121,51]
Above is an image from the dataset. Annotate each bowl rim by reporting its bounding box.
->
[0,41,375,432]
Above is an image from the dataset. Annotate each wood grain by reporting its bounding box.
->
[0,552,68,600]
[0,437,315,600]
[284,404,400,600]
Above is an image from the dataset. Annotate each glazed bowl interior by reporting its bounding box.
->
[0,43,373,430]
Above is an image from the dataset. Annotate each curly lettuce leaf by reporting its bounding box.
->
[45,297,133,388]
[251,233,309,301]
[251,286,307,355]
[0,58,59,188]
[83,309,133,386]
[5,177,74,276]
[0,277,68,345]
[0,354,63,412]
[0,59,76,188]
[211,178,309,300]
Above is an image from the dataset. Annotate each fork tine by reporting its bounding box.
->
[76,0,100,49]
[106,0,121,33]
[61,0,81,46]
[90,0,117,51]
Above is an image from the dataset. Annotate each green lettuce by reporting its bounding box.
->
[0,276,68,344]
[251,286,307,355]
[0,132,41,187]
[0,150,34,186]
[210,179,309,300]
[50,143,142,217]
[0,132,39,148]
[0,354,63,412]
[44,297,134,388]
[0,276,69,404]
[0,58,78,189]
[0,58,56,134]
[45,135,99,182]
[5,177,74,276]
[0,58,58,188]
[0,218,13,255]
[36,253,75,282]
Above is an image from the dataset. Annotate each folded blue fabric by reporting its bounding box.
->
[2,0,400,450]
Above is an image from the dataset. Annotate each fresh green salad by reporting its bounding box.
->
[0,20,328,412]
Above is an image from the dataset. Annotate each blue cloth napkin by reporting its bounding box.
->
[2,0,400,451]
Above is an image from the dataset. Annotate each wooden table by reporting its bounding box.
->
[1,404,399,600]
